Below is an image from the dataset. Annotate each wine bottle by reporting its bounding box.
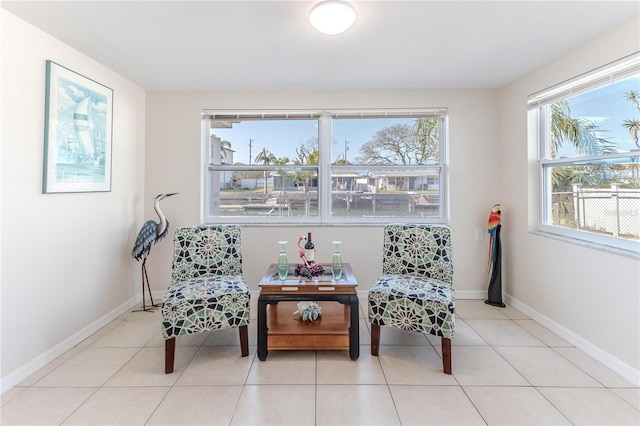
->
[304,232,315,263]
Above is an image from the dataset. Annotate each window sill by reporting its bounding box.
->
[201,219,447,228]
[530,229,640,259]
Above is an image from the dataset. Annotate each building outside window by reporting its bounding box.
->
[529,53,640,254]
[202,109,448,225]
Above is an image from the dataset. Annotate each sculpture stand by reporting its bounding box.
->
[133,258,160,312]
[485,225,506,308]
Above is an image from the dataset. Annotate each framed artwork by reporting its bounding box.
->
[43,60,113,193]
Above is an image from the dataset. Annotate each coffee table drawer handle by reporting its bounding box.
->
[281,286,299,291]
[318,286,336,291]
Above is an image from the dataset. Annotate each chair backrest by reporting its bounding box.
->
[382,224,453,285]
[171,224,243,283]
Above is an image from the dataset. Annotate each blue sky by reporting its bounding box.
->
[565,75,640,154]
[213,76,640,164]
[213,118,416,164]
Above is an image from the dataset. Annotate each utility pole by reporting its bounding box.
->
[249,138,253,165]
[344,140,349,164]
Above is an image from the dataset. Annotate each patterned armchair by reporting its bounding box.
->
[161,225,250,374]
[368,224,456,374]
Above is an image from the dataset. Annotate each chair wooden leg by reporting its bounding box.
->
[165,338,176,374]
[239,325,249,357]
[442,337,452,374]
[371,323,380,356]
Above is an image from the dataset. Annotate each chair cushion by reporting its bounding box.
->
[383,224,453,284]
[171,225,243,283]
[368,274,455,338]
[162,275,250,339]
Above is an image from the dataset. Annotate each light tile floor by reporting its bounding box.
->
[2,299,638,425]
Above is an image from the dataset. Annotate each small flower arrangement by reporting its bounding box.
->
[294,263,325,279]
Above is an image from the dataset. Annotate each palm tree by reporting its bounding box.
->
[624,90,640,185]
[549,101,615,187]
[413,117,440,163]
[220,139,233,164]
[622,89,640,149]
[548,101,616,227]
[211,134,233,164]
[549,101,615,158]
[255,148,277,194]
[255,148,277,165]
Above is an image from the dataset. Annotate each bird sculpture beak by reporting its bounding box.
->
[166,192,178,197]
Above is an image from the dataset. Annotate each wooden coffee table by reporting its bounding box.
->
[257,263,359,361]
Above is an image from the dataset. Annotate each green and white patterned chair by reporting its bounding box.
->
[368,224,456,374]
[161,225,250,374]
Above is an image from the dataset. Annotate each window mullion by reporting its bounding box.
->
[319,113,332,223]
[202,119,219,220]
[439,116,448,219]
[203,109,449,224]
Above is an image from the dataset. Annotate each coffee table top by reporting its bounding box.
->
[259,263,357,295]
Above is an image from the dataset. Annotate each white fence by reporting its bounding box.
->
[573,184,640,238]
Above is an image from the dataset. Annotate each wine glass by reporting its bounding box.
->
[277,241,289,281]
[331,240,343,281]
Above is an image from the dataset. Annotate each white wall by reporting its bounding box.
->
[144,90,500,295]
[144,18,640,382]
[2,7,637,395]
[499,16,640,377]
[1,11,146,390]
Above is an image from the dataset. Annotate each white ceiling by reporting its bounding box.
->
[3,1,639,91]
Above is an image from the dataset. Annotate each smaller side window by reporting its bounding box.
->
[530,54,640,253]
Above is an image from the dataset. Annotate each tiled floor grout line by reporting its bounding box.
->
[461,315,572,425]
[143,384,171,426]
[457,384,490,425]
[59,385,101,425]
[4,301,638,425]
[474,318,574,425]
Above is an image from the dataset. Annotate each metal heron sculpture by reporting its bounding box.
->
[132,192,178,311]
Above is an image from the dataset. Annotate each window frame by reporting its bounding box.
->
[201,109,449,225]
[529,53,640,255]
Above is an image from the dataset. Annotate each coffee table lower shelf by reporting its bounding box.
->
[267,301,350,351]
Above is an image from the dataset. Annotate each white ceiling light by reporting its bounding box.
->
[309,1,356,35]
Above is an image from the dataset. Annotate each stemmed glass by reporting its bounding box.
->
[331,240,343,281]
[277,241,289,281]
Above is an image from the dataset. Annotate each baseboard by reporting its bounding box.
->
[1,295,139,394]
[504,294,640,387]
[154,288,639,386]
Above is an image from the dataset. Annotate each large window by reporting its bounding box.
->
[202,109,448,224]
[529,53,640,253]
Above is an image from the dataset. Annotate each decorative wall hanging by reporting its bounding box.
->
[42,60,113,193]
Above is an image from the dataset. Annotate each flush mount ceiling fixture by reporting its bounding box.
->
[309,1,356,35]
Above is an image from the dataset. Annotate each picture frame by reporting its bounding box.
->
[43,60,113,193]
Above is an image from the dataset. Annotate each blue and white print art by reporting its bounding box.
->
[43,61,113,193]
